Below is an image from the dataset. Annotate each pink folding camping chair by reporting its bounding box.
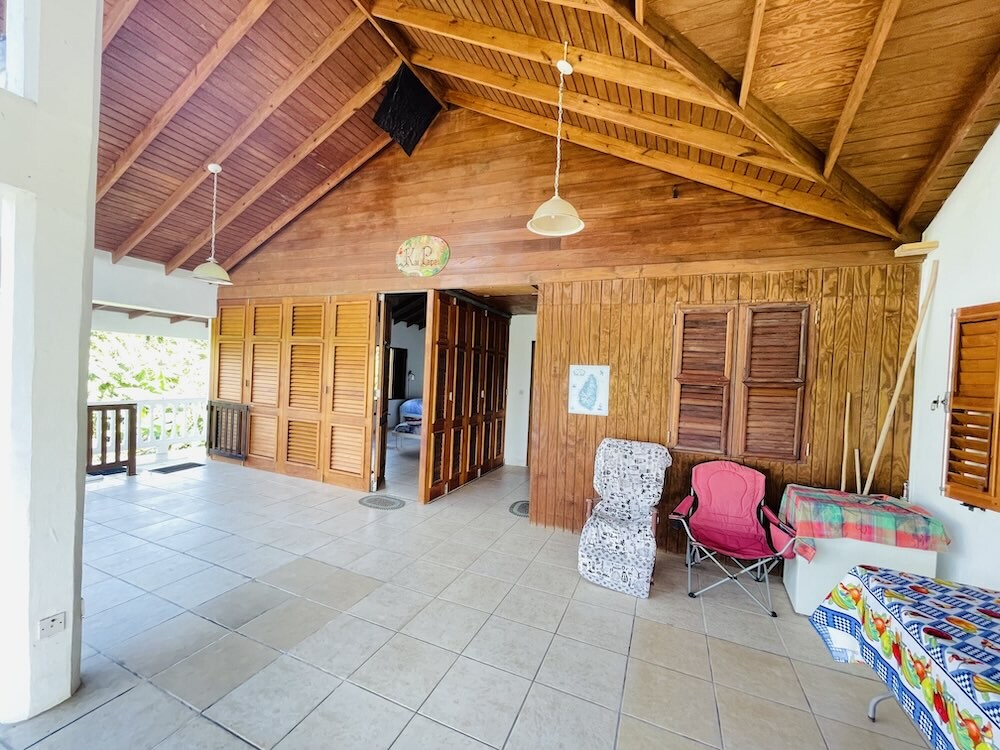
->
[669,461,796,617]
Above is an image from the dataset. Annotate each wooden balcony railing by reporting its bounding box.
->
[86,401,137,476]
[207,400,249,460]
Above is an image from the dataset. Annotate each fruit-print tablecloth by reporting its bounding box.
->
[811,565,1000,750]
[779,484,951,561]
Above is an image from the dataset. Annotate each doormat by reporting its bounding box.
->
[359,495,406,511]
[151,462,204,474]
[86,466,127,476]
[509,500,529,518]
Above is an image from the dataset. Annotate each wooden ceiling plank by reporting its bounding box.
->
[165,59,400,274]
[369,1,718,107]
[898,48,1000,230]
[823,0,902,178]
[111,8,367,262]
[351,0,449,109]
[103,0,142,51]
[538,0,607,15]
[449,90,886,237]
[738,0,766,108]
[593,0,910,241]
[223,134,392,271]
[412,49,811,178]
[98,0,277,201]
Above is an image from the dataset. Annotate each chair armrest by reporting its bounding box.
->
[761,505,796,537]
[668,494,695,521]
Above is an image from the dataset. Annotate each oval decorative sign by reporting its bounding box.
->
[396,235,450,277]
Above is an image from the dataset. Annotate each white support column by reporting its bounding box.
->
[0,0,103,724]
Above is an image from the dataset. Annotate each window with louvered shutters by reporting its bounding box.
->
[670,306,735,453]
[944,302,1000,510]
[735,304,809,460]
[213,304,245,402]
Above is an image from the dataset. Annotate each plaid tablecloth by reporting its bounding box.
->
[779,484,950,561]
[811,566,1000,750]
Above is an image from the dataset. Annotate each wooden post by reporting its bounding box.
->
[840,392,851,491]
[863,260,939,494]
[855,448,862,494]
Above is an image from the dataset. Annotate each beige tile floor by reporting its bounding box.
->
[0,461,933,750]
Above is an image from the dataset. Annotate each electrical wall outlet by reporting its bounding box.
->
[38,612,66,639]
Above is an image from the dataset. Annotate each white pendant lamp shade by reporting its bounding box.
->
[193,163,233,285]
[528,42,583,237]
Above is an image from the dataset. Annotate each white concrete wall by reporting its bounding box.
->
[504,315,537,467]
[388,320,426,427]
[91,309,211,341]
[0,0,102,722]
[909,125,1000,589]
[92,251,217,319]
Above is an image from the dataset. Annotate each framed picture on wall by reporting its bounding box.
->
[568,365,610,416]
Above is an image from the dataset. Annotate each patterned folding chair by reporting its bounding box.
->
[578,438,672,598]
[670,460,796,617]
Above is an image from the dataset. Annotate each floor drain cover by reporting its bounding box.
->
[509,500,529,518]
[359,495,406,511]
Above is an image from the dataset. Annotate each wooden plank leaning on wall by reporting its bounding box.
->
[528,262,921,551]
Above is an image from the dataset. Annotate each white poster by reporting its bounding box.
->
[568,365,610,416]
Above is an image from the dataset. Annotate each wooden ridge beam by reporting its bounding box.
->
[223,135,392,271]
[594,0,910,241]
[448,91,887,238]
[369,1,717,108]
[351,0,448,110]
[739,0,766,108]
[898,49,1000,230]
[98,0,276,201]
[412,50,810,179]
[824,0,902,177]
[111,8,366,263]
[103,0,141,51]
[165,60,400,274]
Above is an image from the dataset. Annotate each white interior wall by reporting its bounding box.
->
[388,319,426,427]
[504,314,537,467]
[909,125,1000,590]
[0,0,102,722]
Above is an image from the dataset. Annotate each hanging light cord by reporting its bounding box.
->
[209,169,219,262]
[554,41,568,197]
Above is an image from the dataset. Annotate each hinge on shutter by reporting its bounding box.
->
[805,441,810,458]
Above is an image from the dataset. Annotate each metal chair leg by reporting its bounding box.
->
[868,692,894,722]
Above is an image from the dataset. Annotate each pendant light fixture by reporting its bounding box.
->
[527,42,584,237]
[192,163,232,286]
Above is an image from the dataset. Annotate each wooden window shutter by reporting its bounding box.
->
[944,302,1000,509]
[734,304,809,460]
[670,306,735,453]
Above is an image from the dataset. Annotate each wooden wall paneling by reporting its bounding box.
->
[281,299,327,480]
[890,264,921,494]
[244,299,283,471]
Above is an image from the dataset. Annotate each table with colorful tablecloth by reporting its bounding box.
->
[811,565,1000,750]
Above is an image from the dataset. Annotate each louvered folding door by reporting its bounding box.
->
[945,302,1000,510]
[424,294,456,501]
[282,301,325,479]
[245,301,283,470]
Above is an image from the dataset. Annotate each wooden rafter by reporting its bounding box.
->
[739,0,766,108]
[412,50,811,179]
[127,310,149,319]
[98,0,276,201]
[111,9,366,262]
[449,91,882,236]
[369,2,716,107]
[635,0,645,25]
[223,135,393,271]
[824,0,902,178]
[165,60,400,274]
[538,0,607,13]
[169,315,196,324]
[593,0,910,241]
[350,0,448,109]
[898,49,1000,230]
[103,0,141,51]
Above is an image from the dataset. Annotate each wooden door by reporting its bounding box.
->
[281,299,326,480]
[422,293,457,501]
[483,315,510,471]
[323,295,377,490]
[371,294,391,491]
[210,302,246,403]
[244,300,283,471]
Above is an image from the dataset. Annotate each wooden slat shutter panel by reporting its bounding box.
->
[945,302,1000,508]
[212,303,245,402]
[670,306,735,453]
[736,304,809,460]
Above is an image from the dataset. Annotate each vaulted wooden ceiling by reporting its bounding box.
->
[96,0,1000,274]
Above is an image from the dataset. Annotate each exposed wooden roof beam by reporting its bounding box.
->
[111,8,366,263]
[369,1,717,107]
[898,49,1000,230]
[103,0,141,51]
[165,60,400,274]
[594,0,911,241]
[128,309,149,319]
[635,0,645,26]
[739,0,766,108]
[823,0,902,177]
[223,135,392,271]
[412,50,810,179]
[98,0,276,201]
[538,0,607,13]
[350,0,448,110]
[169,315,197,324]
[450,91,886,237]
[894,240,938,258]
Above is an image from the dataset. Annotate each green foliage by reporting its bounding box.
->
[88,331,209,401]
